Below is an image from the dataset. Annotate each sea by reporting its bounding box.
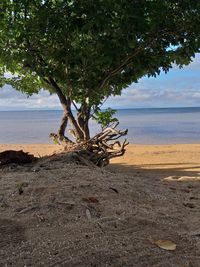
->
[0,107,200,144]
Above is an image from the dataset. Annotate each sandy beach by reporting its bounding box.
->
[0,143,200,266]
[1,143,200,176]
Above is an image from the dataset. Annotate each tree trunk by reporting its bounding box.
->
[47,77,84,142]
[58,112,68,138]
[77,115,90,141]
[66,108,84,141]
[57,111,74,143]
[77,105,91,141]
[83,120,90,140]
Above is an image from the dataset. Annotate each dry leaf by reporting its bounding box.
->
[88,197,99,203]
[153,240,177,251]
[82,197,99,203]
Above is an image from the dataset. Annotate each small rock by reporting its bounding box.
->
[32,167,41,172]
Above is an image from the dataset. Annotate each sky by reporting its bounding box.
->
[0,53,200,110]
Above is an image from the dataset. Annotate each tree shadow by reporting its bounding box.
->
[106,161,200,184]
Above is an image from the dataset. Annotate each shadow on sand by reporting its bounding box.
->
[107,161,200,184]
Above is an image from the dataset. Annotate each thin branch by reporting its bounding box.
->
[98,28,181,91]
[48,77,69,108]
[72,101,79,112]
[43,77,51,85]
[99,46,144,90]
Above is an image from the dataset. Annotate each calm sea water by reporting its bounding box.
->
[0,107,200,144]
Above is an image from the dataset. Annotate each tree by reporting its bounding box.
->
[0,0,200,144]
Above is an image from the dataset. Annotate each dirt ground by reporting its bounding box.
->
[0,144,200,267]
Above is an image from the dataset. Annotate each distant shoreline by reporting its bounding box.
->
[1,106,200,112]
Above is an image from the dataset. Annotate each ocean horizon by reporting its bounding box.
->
[0,107,200,144]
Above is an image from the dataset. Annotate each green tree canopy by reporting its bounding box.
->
[0,0,200,142]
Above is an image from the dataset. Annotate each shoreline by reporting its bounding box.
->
[1,143,200,175]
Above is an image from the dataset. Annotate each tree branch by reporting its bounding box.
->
[99,46,144,90]
[72,101,79,112]
[98,28,181,91]
[48,77,69,109]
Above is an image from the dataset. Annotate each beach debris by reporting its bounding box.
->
[169,187,176,191]
[0,195,8,208]
[56,201,75,210]
[183,202,195,209]
[16,182,29,195]
[0,194,4,202]
[32,167,41,172]
[18,187,23,195]
[17,205,39,214]
[0,150,36,166]
[152,239,177,251]
[0,199,9,208]
[181,188,191,193]
[189,196,198,200]
[86,209,92,221]
[82,197,99,203]
[35,213,46,222]
[191,231,200,237]
[116,210,123,215]
[109,187,119,193]
[96,217,119,230]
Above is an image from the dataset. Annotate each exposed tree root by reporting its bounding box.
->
[50,123,129,167]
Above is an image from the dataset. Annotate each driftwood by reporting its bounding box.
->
[79,123,129,167]
[51,123,129,167]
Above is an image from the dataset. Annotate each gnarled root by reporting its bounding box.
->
[50,123,129,167]
[75,123,129,167]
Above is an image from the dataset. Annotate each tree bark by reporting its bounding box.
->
[77,114,90,140]
[47,77,84,142]
[58,112,68,138]
[77,103,91,141]
[83,120,90,140]
[66,107,84,141]
[57,111,75,144]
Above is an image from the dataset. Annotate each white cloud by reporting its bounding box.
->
[0,85,60,110]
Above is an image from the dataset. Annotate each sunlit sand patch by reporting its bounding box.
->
[164,175,200,181]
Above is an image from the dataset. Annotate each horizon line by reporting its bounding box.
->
[1,106,200,112]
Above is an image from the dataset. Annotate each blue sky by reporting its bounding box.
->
[0,53,200,110]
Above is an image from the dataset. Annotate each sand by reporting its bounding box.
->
[1,143,200,172]
[108,143,200,179]
[0,144,200,266]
